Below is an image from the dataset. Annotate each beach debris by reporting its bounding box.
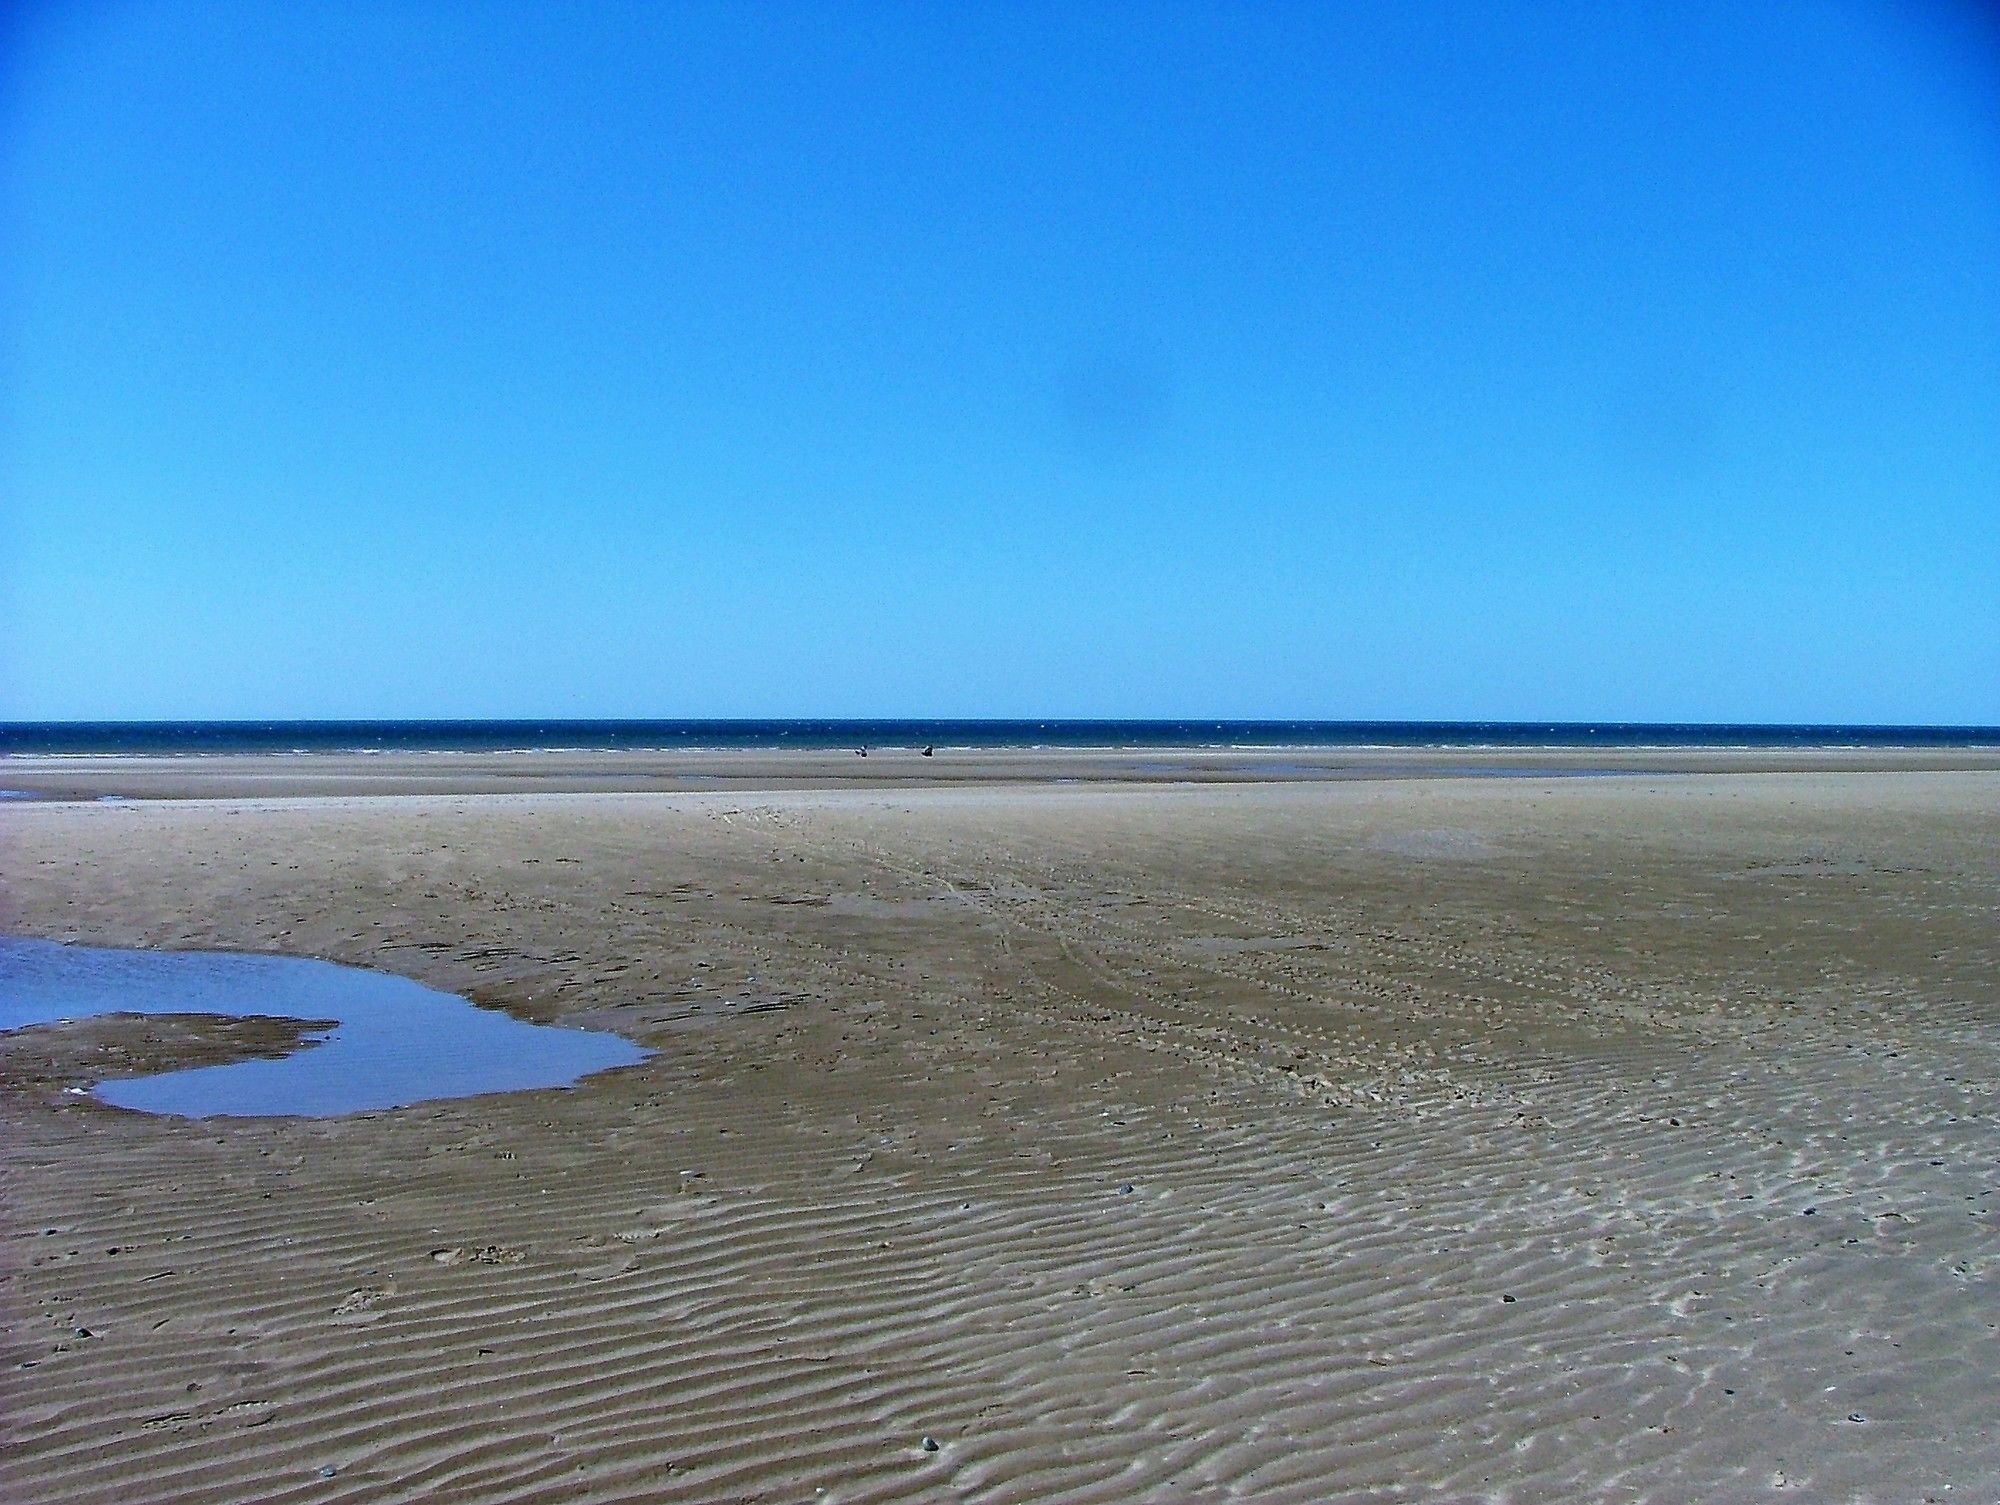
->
[920,1435,940,1453]
[1117,1182,1134,1195]
[317,1465,338,1478]
[431,1244,523,1267]
[1501,1294,1516,1303]
[922,745,934,757]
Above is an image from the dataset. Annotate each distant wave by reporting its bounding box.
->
[3,719,1998,755]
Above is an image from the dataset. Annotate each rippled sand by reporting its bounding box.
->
[3,764,1997,1502]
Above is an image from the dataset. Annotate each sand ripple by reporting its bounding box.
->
[4,773,1997,1501]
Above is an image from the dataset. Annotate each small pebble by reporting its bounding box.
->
[318,1465,338,1478]
[1847,1413,1866,1423]
[920,1435,940,1453]
[1501,1294,1516,1303]
[1802,1207,1817,1216]
[1117,1183,1134,1196]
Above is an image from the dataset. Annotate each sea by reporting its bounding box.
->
[2,720,1997,755]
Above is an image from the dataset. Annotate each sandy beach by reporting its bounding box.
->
[3,754,1997,1502]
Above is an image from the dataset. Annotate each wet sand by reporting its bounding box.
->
[4,742,1999,802]
[3,756,1997,1501]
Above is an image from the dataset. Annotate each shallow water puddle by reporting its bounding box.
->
[0,936,647,1117]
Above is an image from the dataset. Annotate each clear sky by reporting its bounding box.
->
[3,1,1997,723]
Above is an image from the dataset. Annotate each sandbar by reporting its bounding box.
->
[2,753,1996,1501]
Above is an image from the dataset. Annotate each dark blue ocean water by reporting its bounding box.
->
[2,719,1997,755]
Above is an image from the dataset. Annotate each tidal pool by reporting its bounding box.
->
[0,936,648,1118]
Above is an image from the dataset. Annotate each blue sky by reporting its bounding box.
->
[4,1,1997,722]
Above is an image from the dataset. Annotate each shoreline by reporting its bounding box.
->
[6,742,2000,802]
